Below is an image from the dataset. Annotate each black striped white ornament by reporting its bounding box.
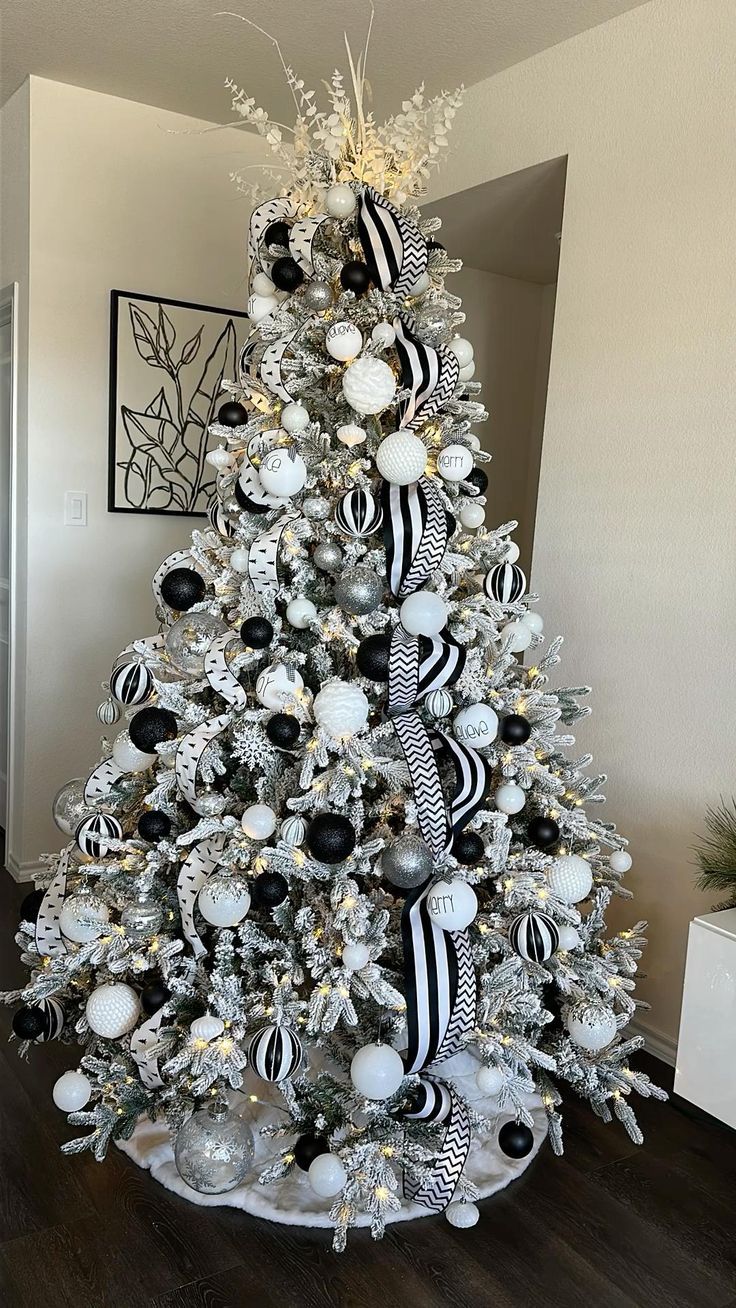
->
[484,562,526,605]
[208,498,236,539]
[75,813,123,859]
[508,910,559,962]
[110,660,153,706]
[248,1024,303,1083]
[334,487,383,538]
[96,699,121,726]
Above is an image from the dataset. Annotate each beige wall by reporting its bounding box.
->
[431,0,736,1051]
[1,78,264,871]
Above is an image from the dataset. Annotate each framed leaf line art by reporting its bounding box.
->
[108,290,250,516]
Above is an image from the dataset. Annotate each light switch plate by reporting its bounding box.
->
[64,491,88,526]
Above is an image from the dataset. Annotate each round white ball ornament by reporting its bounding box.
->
[256,663,304,710]
[326,321,362,362]
[459,502,486,530]
[350,1043,404,1100]
[371,321,396,348]
[342,942,371,971]
[325,183,357,218]
[86,983,140,1038]
[400,590,447,637]
[375,431,427,485]
[59,894,110,944]
[520,610,544,635]
[112,730,158,774]
[242,803,277,840]
[342,357,396,415]
[251,272,276,296]
[495,783,526,815]
[548,854,593,904]
[247,293,278,323]
[280,402,310,433]
[500,621,533,653]
[426,879,478,931]
[566,1003,618,1052]
[453,703,498,750]
[476,1064,504,1096]
[609,849,632,873]
[259,448,307,497]
[459,361,476,382]
[53,1070,92,1112]
[229,548,250,574]
[309,1152,347,1197]
[286,597,317,630]
[446,1200,480,1229]
[557,925,582,951]
[198,877,251,927]
[448,337,474,368]
[437,444,474,483]
[313,680,369,741]
[504,541,521,564]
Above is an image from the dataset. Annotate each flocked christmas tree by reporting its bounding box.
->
[5,32,664,1247]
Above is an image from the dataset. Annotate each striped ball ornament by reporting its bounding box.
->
[280,815,306,847]
[208,498,236,538]
[248,1024,303,1083]
[16,998,65,1042]
[509,910,560,962]
[110,660,153,706]
[334,487,383,538]
[75,812,123,859]
[36,998,65,1040]
[96,698,121,726]
[484,562,526,606]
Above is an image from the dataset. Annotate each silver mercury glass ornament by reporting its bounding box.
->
[174,1101,255,1195]
[303,496,331,521]
[303,279,334,312]
[334,566,383,616]
[313,541,343,572]
[382,834,435,889]
[121,897,164,940]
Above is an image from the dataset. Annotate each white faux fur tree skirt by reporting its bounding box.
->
[116,1050,546,1228]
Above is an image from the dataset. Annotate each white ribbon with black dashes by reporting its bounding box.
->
[35,845,71,958]
[259,327,303,404]
[204,632,248,710]
[248,511,299,597]
[288,214,330,275]
[247,196,295,282]
[356,186,428,295]
[175,714,231,806]
[176,832,226,958]
[394,316,460,432]
[130,1007,166,1089]
[84,758,125,805]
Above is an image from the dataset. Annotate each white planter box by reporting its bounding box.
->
[675,908,736,1128]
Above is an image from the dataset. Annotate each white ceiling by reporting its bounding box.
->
[1,1,652,123]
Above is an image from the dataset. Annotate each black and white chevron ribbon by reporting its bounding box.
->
[394,316,460,432]
[177,833,226,958]
[35,845,71,959]
[204,632,248,710]
[248,511,299,597]
[175,714,231,806]
[382,476,448,600]
[247,196,295,282]
[130,1007,166,1090]
[403,1078,472,1213]
[84,758,125,805]
[391,713,450,858]
[356,187,428,295]
[388,627,465,715]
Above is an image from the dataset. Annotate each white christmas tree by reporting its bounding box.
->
[5,34,664,1249]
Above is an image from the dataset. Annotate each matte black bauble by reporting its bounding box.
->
[498,1121,535,1159]
[138,809,172,842]
[306,813,356,864]
[527,816,560,849]
[356,633,392,681]
[452,830,484,865]
[234,477,270,515]
[19,887,45,924]
[160,567,206,611]
[140,981,171,1015]
[271,256,305,292]
[340,260,372,295]
[464,467,488,497]
[217,400,248,428]
[240,616,274,649]
[129,707,178,753]
[263,219,290,250]
[266,713,300,749]
[294,1132,330,1171]
[500,714,532,746]
[252,870,289,909]
[427,239,446,252]
[12,1006,45,1041]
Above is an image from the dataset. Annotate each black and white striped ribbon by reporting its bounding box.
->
[394,317,460,432]
[176,833,226,958]
[388,627,465,715]
[356,187,428,295]
[130,1007,166,1090]
[35,845,71,959]
[432,732,493,837]
[403,1078,472,1213]
[84,758,125,805]
[248,511,299,597]
[247,196,295,282]
[402,881,477,1074]
[288,214,330,275]
[204,632,248,710]
[381,477,448,600]
[175,714,231,806]
[152,549,194,608]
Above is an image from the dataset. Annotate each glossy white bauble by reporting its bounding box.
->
[190,1014,225,1042]
[325,183,357,218]
[566,1004,618,1052]
[336,423,367,448]
[548,854,593,904]
[256,663,304,710]
[448,337,474,368]
[407,270,431,297]
[59,894,110,944]
[375,431,427,485]
[326,321,363,362]
[458,360,476,382]
[459,502,486,530]
[371,321,396,348]
[476,1064,504,1096]
[198,877,251,927]
[313,680,369,741]
[437,444,474,483]
[557,924,582,951]
[495,783,526,816]
[112,730,158,773]
[609,849,632,873]
[309,1152,348,1197]
[280,402,310,433]
[342,942,371,971]
[453,703,498,751]
[252,271,276,296]
[286,597,317,630]
[342,357,396,416]
[504,541,521,564]
[53,1070,92,1112]
[426,879,478,931]
[350,1043,404,1100]
[86,983,140,1038]
[520,610,544,635]
[259,448,307,497]
[400,590,448,637]
[247,293,278,323]
[241,803,277,840]
[500,621,533,653]
[230,548,251,574]
[446,1200,480,1229]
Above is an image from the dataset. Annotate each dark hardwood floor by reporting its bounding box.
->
[1,868,734,1308]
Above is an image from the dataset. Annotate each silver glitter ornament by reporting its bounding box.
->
[174,1103,255,1195]
[303,496,330,521]
[121,897,164,939]
[313,541,343,572]
[413,302,452,344]
[381,834,435,888]
[303,279,334,312]
[334,566,383,615]
[165,612,229,676]
[191,791,227,817]
[425,688,454,719]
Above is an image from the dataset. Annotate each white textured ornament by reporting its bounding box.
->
[191,1014,225,1042]
[520,610,543,635]
[59,894,110,944]
[198,877,251,927]
[609,849,632,873]
[112,730,158,773]
[476,1064,504,1096]
[308,1152,347,1197]
[548,854,593,904]
[459,361,476,382]
[557,924,582,951]
[566,1003,618,1052]
[206,447,233,472]
[230,548,250,574]
[326,321,362,361]
[242,803,277,840]
[400,590,448,637]
[500,621,533,653]
[437,444,474,483]
[256,663,304,710]
[247,293,278,323]
[350,1043,404,1100]
[53,1070,92,1112]
[342,942,371,971]
[495,783,526,815]
[453,702,498,750]
[375,431,427,485]
[86,983,140,1038]
[371,321,396,348]
[280,815,306,847]
[259,448,307,497]
[342,357,396,416]
[313,680,369,741]
[336,423,367,448]
[446,1200,480,1229]
[448,337,474,368]
[280,402,310,433]
[325,183,356,218]
[459,502,486,530]
[426,879,478,931]
[286,597,317,630]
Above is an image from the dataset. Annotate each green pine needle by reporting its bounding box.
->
[694,798,736,907]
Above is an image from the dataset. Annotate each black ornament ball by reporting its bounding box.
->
[19,887,45,923]
[340,260,371,295]
[138,809,172,842]
[217,400,248,428]
[527,816,560,849]
[306,812,356,864]
[452,830,484,865]
[252,870,289,909]
[271,256,305,293]
[129,707,178,753]
[264,219,290,250]
[445,510,457,539]
[12,1005,45,1041]
[427,238,446,252]
[464,467,488,497]
[356,633,392,681]
[498,1121,535,1159]
[160,567,206,611]
[141,981,171,1015]
[500,714,532,746]
[294,1132,330,1171]
[266,713,300,749]
[240,616,274,649]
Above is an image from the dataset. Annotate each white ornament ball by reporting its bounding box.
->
[446,1200,480,1229]
[191,1014,225,1042]
[453,703,498,750]
[256,663,304,710]
[325,183,356,218]
[566,1003,618,1052]
[350,1043,404,1100]
[459,360,476,382]
[400,590,448,637]
[495,783,526,815]
[371,321,396,348]
[342,357,396,416]
[407,270,431,297]
[448,337,474,368]
[476,1064,504,1096]
[313,680,369,741]
[85,983,140,1038]
[281,402,310,433]
[259,448,307,497]
[308,1152,347,1197]
[53,1070,92,1112]
[112,730,157,773]
[286,597,317,630]
[609,849,632,873]
[198,877,251,927]
[252,271,276,296]
[467,433,481,452]
[59,894,110,944]
[520,610,544,635]
[557,924,582,951]
[336,423,366,448]
[437,444,474,483]
[230,548,251,574]
[548,854,593,904]
[326,321,363,362]
[504,541,521,564]
[426,879,478,931]
[242,803,277,840]
[500,621,533,653]
[247,293,278,323]
[375,431,427,485]
[342,942,371,971]
[459,502,486,530]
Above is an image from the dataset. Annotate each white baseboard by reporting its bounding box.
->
[5,851,45,884]
[629,1016,677,1067]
